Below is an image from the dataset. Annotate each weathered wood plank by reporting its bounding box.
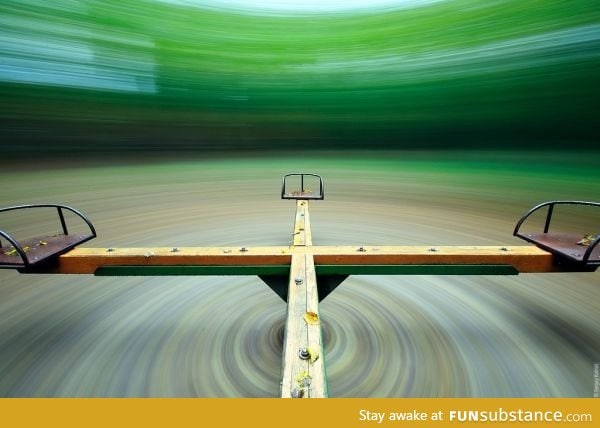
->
[281,200,326,398]
[309,245,555,273]
[54,247,292,274]
[280,253,327,398]
[281,253,308,398]
[304,252,327,396]
[292,200,312,246]
[54,245,555,274]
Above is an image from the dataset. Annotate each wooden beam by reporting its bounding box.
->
[281,200,327,397]
[280,253,327,398]
[51,245,555,274]
[292,200,312,246]
[309,245,555,273]
[52,247,292,274]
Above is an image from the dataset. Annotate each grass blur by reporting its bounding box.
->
[1,0,599,154]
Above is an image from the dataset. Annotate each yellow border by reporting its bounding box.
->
[1,398,597,428]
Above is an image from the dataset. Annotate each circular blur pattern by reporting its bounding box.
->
[0,152,598,397]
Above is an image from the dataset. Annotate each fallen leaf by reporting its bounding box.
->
[295,370,312,388]
[304,311,319,325]
[576,234,596,246]
[4,246,29,256]
[308,346,320,363]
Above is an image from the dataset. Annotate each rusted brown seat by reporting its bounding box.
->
[514,201,599,267]
[0,204,96,271]
[281,173,324,200]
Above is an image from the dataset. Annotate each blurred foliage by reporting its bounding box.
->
[1,0,599,153]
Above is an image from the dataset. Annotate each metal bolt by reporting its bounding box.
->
[295,277,303,285]
[298,348,310,360]
[500,247,509,252]
[240,247,248,252]
[171,247,179,253]
[107,248,115,252]
[428,247,438,252]
[357,246,366,252]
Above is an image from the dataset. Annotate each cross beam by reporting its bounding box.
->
[49,244,554,275]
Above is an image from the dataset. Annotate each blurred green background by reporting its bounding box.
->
[1,0,599,154]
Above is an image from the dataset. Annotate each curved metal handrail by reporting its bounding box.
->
[583,235,600,265]
[0,229,30,267]
[0,204,97,268]
[0,204,97,238]
[281,173,325,200]
[513,200,599,265]
[513,200,600,236]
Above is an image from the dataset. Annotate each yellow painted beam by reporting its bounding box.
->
[280,254,327,398]
[53,245,554,274]
[54,247,292,274]
[282,200,326,398]
[309,245,555,273]
[292,200,312,246]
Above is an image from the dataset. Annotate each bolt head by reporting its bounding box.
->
[298,348,310,360]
